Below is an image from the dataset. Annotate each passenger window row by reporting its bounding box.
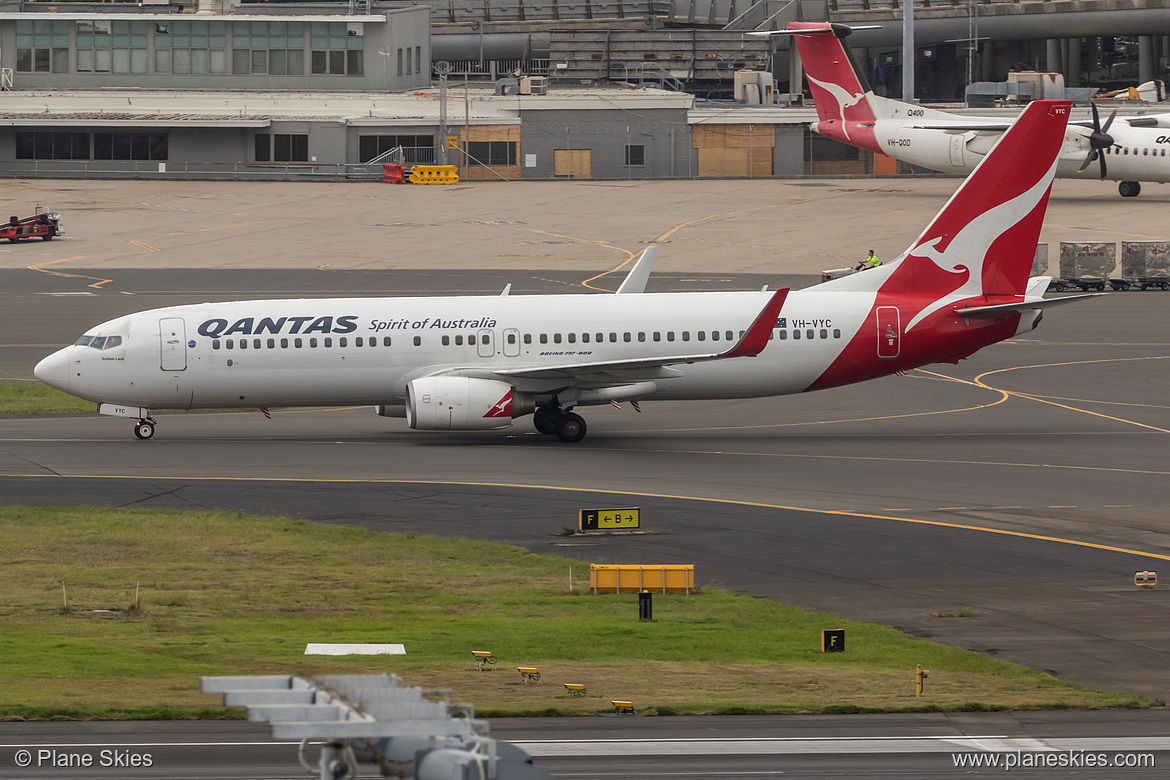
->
[776,328,841,341]
[524,329,741,345]
[208,327,841,353]
[1108,147,1168,157]
[212,335,407,350]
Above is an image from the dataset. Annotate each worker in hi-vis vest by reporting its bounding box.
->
[860,249,881,270]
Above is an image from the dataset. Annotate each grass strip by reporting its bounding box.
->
[0,382,95,415]
[0,506,1151,719]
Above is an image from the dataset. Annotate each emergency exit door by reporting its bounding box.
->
[477,329,495,358]
[876,307,900,359]
[948,134,965,167]
[159,317,187,371]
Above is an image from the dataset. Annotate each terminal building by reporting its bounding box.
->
[1,0,1169,181]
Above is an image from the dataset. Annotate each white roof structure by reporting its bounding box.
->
[0,85,697,127]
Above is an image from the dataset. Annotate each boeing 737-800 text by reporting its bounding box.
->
[35,100,1094,443]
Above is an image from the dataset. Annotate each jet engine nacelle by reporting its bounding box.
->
[406,377,534,431]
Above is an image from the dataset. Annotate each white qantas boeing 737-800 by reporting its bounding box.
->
[35,100,1096,443]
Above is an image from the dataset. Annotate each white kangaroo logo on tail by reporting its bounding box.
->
[903,159,1059,332]
[806,74,866,140]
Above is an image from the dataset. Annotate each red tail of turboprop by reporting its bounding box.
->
[789,22,881,153]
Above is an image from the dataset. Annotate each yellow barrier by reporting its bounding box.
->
[590,564,693,594]
[409,165,460,185]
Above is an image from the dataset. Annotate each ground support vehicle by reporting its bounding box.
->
[0,208,63,242]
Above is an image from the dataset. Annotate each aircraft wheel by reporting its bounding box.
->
[555,412,587,443]
[134,421,155,440]
[1119,181,1141,198]
[533,406,561,435]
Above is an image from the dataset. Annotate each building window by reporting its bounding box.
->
[15,132,90,160]
[358,135,435,164]
[17,20,69,73]
[154,20,227,74]
[232,20,305,75]
[255,133,308,162]
[22,132,164,162]
[467,141,517,167]
[625,144,645,166]
[75,20,148,74]
[93,133,167,161]
[310,21,363,76]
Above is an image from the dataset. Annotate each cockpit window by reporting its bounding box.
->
[75,334,123,350]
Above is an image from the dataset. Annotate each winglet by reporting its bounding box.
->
[725,288,788,358]
[616,246,658,294]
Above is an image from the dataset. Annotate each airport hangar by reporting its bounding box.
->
[6,0,1170,183]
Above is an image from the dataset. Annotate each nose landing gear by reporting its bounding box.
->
[134,417,157,440]
[532,405,588,443]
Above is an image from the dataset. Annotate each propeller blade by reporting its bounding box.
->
[1101,108,1117,134]
[1099,150,1108,180]
[1090,101,1102,132]
[1076,149,1097,174]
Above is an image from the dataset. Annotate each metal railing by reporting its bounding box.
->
[0,160,394,182]
[438,59,550,79]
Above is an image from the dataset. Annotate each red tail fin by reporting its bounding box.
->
[891,100,1070,310]
[790,22,881,153]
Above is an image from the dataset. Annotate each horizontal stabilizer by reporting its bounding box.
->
[747,24,881,37]
[954,292,1105,319]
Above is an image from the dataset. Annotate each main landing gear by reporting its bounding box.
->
[134,417,157,440]
[533,404,587,443]
[1119,180,1141,198]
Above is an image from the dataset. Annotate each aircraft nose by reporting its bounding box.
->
[34,349,70,391]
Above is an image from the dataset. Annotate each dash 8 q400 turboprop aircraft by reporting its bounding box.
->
[35,100,1095,444]
[775,22,1170,198]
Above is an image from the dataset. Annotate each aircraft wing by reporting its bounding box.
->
[492,288,788,381]
[615,246,657,294]
[916,123,1010,132]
